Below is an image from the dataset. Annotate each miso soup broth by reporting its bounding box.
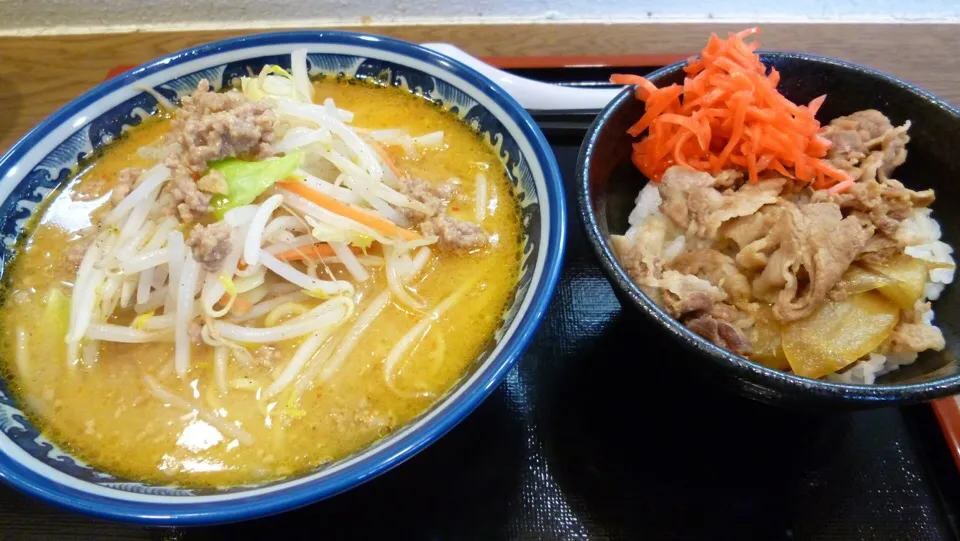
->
[0,64,522,487]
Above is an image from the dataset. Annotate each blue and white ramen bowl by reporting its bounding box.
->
[0,31,565,524]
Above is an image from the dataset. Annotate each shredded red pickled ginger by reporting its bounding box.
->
[611,27,851,190]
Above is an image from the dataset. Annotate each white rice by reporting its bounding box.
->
[625,182,663,241]
[624,183,688,265]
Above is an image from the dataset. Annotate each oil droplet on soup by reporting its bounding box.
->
[0,79,523,487]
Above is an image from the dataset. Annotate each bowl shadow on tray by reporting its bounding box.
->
[537,308,945,540]
[193,391,527,539]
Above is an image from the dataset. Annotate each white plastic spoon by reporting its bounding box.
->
[422,43,623,111]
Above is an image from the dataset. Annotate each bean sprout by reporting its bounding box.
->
[212,296,353,343]
[174,249,199,377]
[244,194,284,267]
[103,165,170,226]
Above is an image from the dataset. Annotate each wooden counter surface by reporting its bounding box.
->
[1,22,958,153]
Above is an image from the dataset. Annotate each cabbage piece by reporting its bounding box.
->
[210,151,303,219]
[782,292,899,379]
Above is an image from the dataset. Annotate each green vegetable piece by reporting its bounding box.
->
[209,150,304,219]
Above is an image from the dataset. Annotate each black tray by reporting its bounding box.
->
[2,67,960,541]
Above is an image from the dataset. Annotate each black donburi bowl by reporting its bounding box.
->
[577,52,960,407]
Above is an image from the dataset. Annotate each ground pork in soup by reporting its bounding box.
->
[0,68,523,487]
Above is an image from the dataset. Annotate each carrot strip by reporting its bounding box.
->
[808,94,827,116]
[683,87,725,112]
[610,74,647,85]
[371,141,405,180]
[650,121,670,165]
[611,74,659,99]
[627,85,683,137]
[767,68,781,87]
[807,135,833,157]
[217,293,253,314]
[756,154,773,172]
[827,179,855,194]
[275,242,336,261]
[618,27,844,189]
[810,158,853,182]
[230,296,254,316]
[673,131,694,168]
[769,158,793,178]
[683,77,697,99]
[746,151,759,183]
[745,106,777,123]
[658,113,710,150]
[274,243,363,262]
[630,149,649,178]
[728,155,748,167]
[278,181,421,241]
[713,56,744,74]
[653,126,687,165]
[711,92,749,172]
